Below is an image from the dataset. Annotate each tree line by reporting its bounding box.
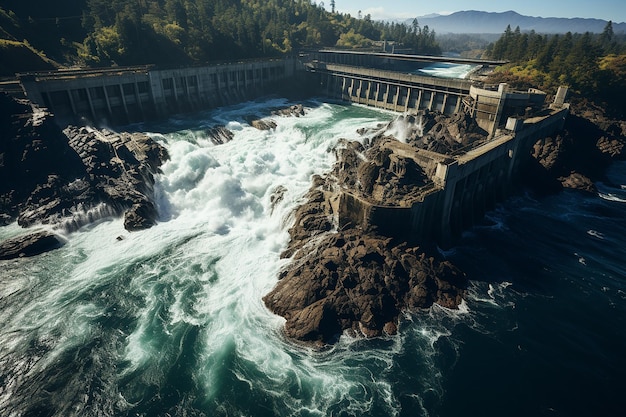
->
[485,22,626,117]
[0,0,440,68]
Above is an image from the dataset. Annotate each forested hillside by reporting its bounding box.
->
[0,0,440,72]
[485,23,626,118]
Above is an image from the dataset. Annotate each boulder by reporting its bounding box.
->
[245,116,277,130]
[271,104,306,117]
[123,200,159,231]
[205,125,234,145]
[0,230,65,260]
[559,172,597,193]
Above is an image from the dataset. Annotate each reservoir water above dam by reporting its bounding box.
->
[414,62,481,79]
[1,97,625,417]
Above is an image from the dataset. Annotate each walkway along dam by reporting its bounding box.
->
[15,51,569,245]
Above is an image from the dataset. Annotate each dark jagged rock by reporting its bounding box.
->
[269,185,287,214]
[245,116,277,130]
[247,104,306,130]
[330,134,432,206]
[559,172,597,193]
[0,93,86,221]
[385,110,487,154]
[524,110,626,194]
[264,230,464,344]
[0,93,169,257]
[205,125,234,145]
[124,201,159,231]
[0,230,66,260]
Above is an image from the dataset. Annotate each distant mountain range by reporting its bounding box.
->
[405,10,626,34]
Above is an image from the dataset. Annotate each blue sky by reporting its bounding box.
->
[326,0,626,23]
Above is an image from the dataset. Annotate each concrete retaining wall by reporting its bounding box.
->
[335,105,569,246]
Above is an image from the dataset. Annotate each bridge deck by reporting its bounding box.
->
[316,49,508,66]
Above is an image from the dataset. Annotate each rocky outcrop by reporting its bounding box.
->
[265,111,469,345]
[264,228,464,344]
[271,104,305,118]
[0,94,86,225]
[60,126,168,231]
[525,109,626,194]
[386,110,487,154]
[0,92,169,258]
[247,104,307,130]
[246,116,277,130]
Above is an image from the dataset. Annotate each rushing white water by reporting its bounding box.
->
[0,99,465,416]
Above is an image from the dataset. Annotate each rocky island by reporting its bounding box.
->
[263,111,483,343]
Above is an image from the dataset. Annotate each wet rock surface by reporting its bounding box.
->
[246,116,277,130]
[388,110,487,154]
[524,110,626,194]
[271,104,305,118]
[205,125,234,145]
[247,104,307,130]
[264,229,465,344]
[0,93,169,257]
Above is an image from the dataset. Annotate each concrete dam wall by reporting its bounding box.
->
[308,62,472,115]
[333,98,569,246]
[18,57,299,126]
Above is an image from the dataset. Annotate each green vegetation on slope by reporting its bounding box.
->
[485,22,626,118]
[0,39,58,74]
[0,0,440,73]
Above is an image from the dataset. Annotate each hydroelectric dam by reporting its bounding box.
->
[15,51,569,245]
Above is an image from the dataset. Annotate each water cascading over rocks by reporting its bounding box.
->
[0,92,169,259]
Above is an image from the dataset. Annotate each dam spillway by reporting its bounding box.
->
[14,52,569,245]
[307,62,471,115]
